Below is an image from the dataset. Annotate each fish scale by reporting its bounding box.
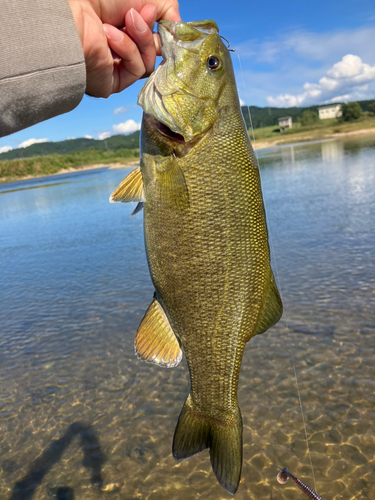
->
[111,19,283,495]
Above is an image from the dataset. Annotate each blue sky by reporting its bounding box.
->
[1,0,375,153]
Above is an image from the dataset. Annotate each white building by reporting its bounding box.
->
[278,116,292,132]
[318,104,342,120]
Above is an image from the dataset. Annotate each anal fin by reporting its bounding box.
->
[135,297,182,368]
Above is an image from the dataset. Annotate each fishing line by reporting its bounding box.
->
[234,50,317,492]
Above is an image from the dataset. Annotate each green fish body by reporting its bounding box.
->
[111,20,282,494]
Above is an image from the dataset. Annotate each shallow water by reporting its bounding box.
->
[0,137,374,500]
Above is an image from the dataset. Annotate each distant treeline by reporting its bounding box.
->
[240,99,375,129]
[0,148,139,183]
[0,131,140,161]
[1,99,374,162]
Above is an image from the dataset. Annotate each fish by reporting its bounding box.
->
[277,468,325,500]
[110,19,283,494]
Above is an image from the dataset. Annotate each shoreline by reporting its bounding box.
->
[252,126,375,151]
[1,126,374,184]
[0,160,138,185]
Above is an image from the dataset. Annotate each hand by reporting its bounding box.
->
[68,0,180,98]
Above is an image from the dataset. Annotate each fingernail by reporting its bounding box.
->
[103,24,124,43]
[130,8,148,33]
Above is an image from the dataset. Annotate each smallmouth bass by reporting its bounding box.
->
[111,19,282,494]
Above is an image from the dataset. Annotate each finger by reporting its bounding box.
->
[97,1,180,31]
[131,6,160,56]
[120,4,156,34]
[103,24,147,91]
[153,32,161,56]
[125,8,156,77]
[118,6,162,57]
[139,4,157,29]
[146,1,181,22]
[160,5,180,22]
[110,48,122,64]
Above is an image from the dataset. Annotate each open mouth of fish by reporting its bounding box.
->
[156,121,186,143]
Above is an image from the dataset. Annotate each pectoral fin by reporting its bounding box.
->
[109,166,144,203]
[251,275,283,339]
[135,296,182,368]
[154,155,189,210]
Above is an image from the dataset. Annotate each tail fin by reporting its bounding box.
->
[172,395,242,495]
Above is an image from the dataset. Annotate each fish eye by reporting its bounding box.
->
[207,56,221,71]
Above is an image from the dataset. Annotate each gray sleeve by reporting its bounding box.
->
[0,0,86,138]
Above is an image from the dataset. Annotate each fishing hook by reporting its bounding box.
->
[277,468,325,500]
[220,35,236,52]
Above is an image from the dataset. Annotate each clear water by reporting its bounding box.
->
[0,137,374,500]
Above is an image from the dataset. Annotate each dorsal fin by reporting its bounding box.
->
[109,166,144,203]
[135,297,182,368]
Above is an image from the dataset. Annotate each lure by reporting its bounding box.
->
[277,468,325,500]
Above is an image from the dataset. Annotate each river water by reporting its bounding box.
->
[0,137,374,500]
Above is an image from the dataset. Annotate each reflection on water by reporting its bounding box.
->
[0,138,374,500]
[321,140,344,163]
[281,144,295,166]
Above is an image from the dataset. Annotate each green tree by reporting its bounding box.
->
[369,101,375,116]
[341,102,362,121]
[298,110,319,126]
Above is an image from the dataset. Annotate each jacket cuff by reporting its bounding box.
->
[0,0,86,137]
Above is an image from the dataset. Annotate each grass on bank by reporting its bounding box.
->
[0,148,139,183]
[2,114,375,183]
[251,115,375,144]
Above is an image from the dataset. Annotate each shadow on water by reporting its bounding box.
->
[9,422,105,500]
[53,488,75,500]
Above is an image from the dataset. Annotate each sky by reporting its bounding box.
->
[1,0,375,153]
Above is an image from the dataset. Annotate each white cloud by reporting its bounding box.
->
[113,106,128,115]
[233,25,375,106]
[98,131,111,140]
[239,98,245,106]
[267,54,375,107]
[331,94,350,102]
[327,54,375,82]
[18,138,48,148]
[113,104,137,115]
[0,145,12,154]
[112,119,141,135]
[84,135,93,139]
[319,77,339,91]
[266,94,304,108]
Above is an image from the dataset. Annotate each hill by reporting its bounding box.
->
[0,148,139,184]
[240,99,374,129]
[1,99,374,161]
[0,132,140,160]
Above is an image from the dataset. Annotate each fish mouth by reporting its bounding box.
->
[156,121,186,144]
[138,20,219,143]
